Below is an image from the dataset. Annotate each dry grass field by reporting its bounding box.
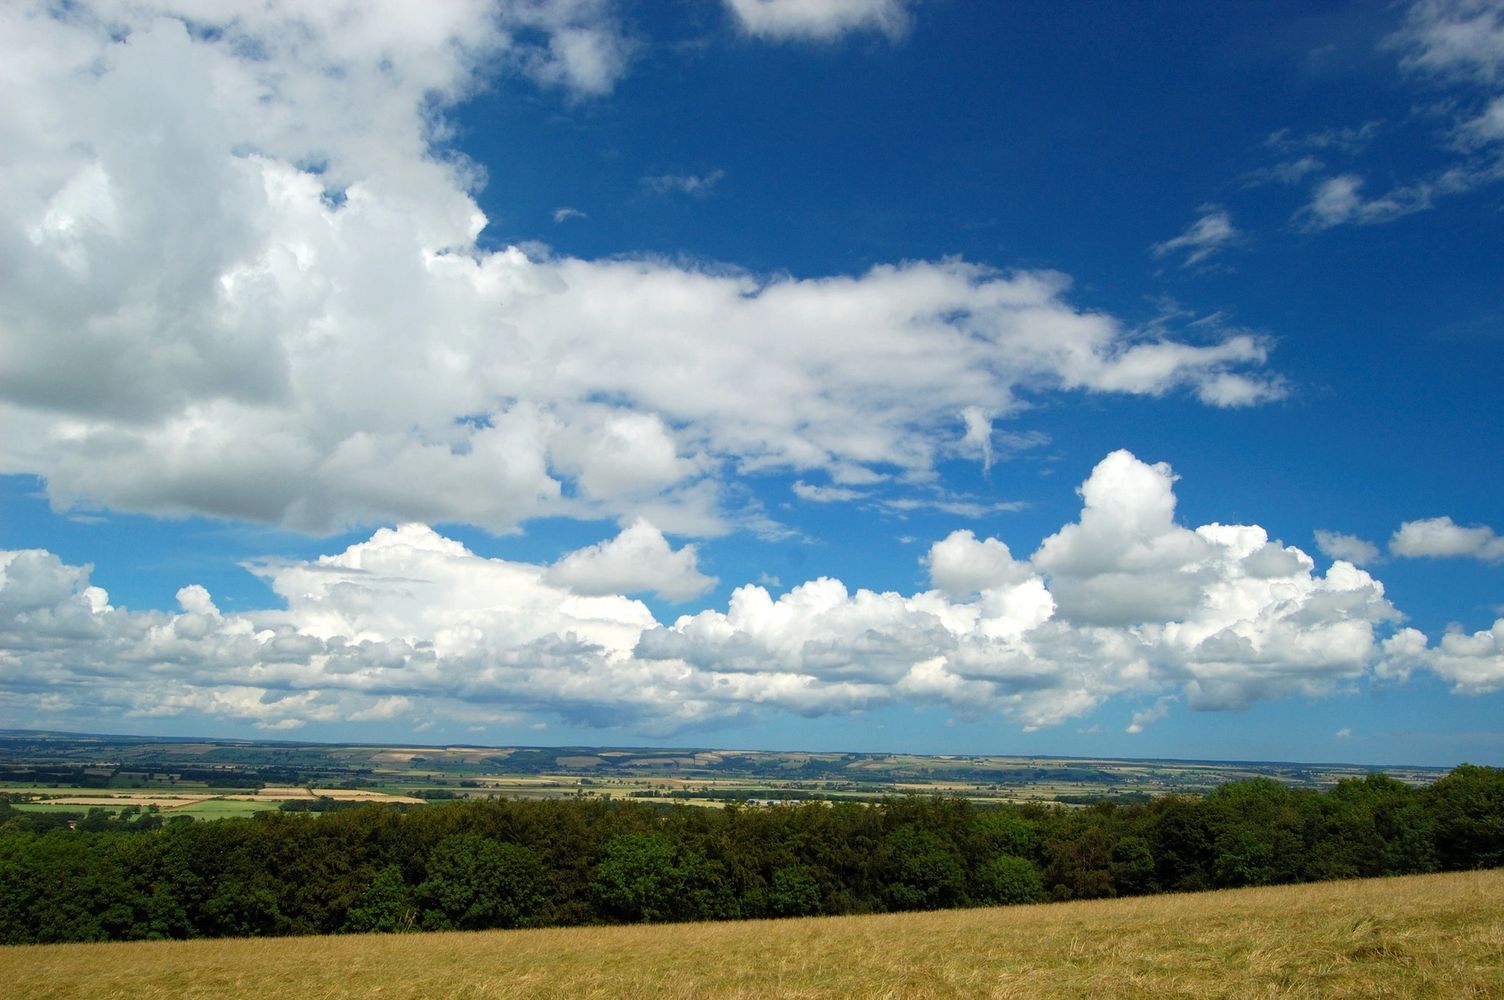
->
[4,869,1501,999]
[7,786,426,818]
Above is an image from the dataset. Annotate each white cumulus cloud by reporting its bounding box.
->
[1391,516,1504,562]
[1,450,1462,736]
[546,519,717,601]
[923,530,1033,600]
[1314,530,1381,566]
[0,3,1285,538]
[1426,620,1504,692]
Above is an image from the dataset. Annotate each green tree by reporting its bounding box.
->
[1147,796,1213,892]
[344,864,414,933]
[1043,822,1116,901]
[202,880,287,938]
[1424,764,1504,870]
[1110,835,1157,896]
[768,864,822,917]
[883,826,966,911]
[592,833,682,923]
[417,833,546,930]
[1212,825,1276,887]
[1204,778,1308,887]
[975,854,1043,905]
[972,809,1040,861]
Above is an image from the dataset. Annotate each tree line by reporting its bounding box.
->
[1,764,1501,944]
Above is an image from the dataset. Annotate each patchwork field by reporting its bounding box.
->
[6,785,424,821]
[4,869,1500,999]
[0,730,1452,817]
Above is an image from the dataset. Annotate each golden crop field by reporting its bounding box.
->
[4,869,1501,999]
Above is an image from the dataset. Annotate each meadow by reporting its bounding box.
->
[3,869,1500,999]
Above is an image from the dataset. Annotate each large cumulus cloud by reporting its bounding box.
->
[3,451,1481,736]
[1,2,1283,537]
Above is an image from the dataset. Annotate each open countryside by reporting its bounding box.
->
[5,2,1504,996]
[3,728,1501,952]
[0,730,1449,815]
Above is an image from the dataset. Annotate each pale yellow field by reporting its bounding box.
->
[13,787,425,810]
[23,794,212,809]
[308,788,426,804]
[4,869,1501,999]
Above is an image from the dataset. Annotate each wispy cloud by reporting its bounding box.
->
[1241,155,1325,188]
[1126,697,1175,734]
[1296,174,1433,230]
[500,0,635,97]
[725,0,913,42]
[641,169,727,198]
[1288,1,1504,231]
[1152,208,1239,267]
[1391,0,1504,83]
[1265,121,1384,155]
[552,206,587,223]
[793,481,866,503]
[879,496,1026,518]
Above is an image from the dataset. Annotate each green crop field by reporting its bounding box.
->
[4,869,1500,999]
[172,799,281,820]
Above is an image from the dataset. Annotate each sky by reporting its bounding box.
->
[1,0,1502,766]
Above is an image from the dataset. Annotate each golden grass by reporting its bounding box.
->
[4,870,1501,999]
[307,789,427,804]
[32,796,210,810]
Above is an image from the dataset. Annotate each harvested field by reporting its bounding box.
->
[27,795,210,810]
[309,788,425,803]
[218,787,425,804]
[3,869,1500,999]
[12,786,424,814]
[250,786,316,799]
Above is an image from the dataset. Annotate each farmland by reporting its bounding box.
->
[0,729,1450,819]
[3,868,1500,999]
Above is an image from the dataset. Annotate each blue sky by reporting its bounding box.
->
[1,0,1501,765]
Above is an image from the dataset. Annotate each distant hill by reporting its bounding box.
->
[0,728,1451,810]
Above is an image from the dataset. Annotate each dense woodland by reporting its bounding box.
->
[2,765,1502,944]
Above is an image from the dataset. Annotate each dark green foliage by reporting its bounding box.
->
[975,854,1043,904]
[1043,819,1116,901]
[1146,796,1213,891]
[768,864,822,916]
[592,833,681,923]
[882,825,966,910]
[1110,835,1157,895]
[972,808,1040,861]
[0,765,1499,944]
[345,864,416,933]
[1424,764,1504,870]
[417,835,545,930]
